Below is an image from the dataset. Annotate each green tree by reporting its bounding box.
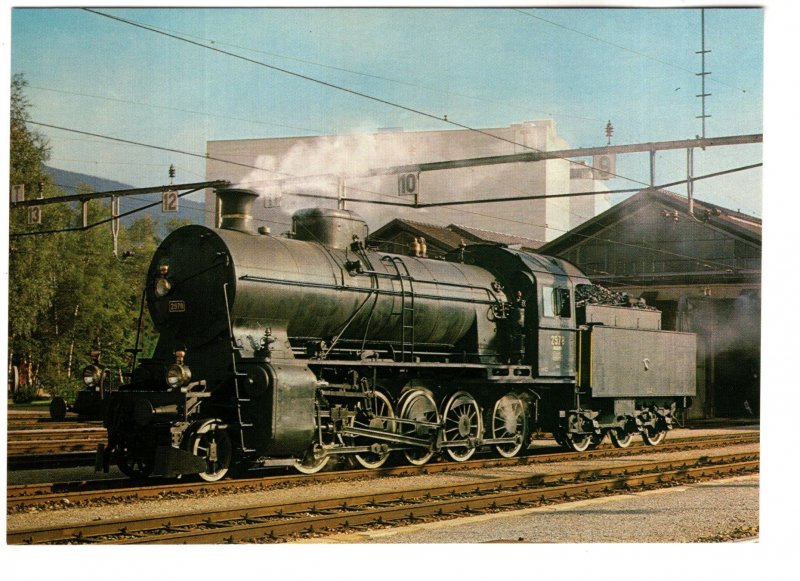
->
[8,73,62,392]
[165,216,193,237]
[8,75,164,397]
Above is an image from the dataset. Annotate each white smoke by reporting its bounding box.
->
[233,131,418,229]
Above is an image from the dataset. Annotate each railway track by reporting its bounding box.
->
[7,451,759,545]
[7,432,758,510]
[7,428,106,455]
[6,411,105,466]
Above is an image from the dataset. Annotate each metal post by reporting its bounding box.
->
[687,148,695,217]
[338,178,346,210]
[649,149,656,188]
[111,195,120,257]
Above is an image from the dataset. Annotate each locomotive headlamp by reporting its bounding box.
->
[82,364,102,388]
[154,264,172,297]
[154,277,173,297]
[166,350,191,388]
[166,363,191,388]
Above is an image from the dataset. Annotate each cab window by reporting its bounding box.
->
[542,286,571,318]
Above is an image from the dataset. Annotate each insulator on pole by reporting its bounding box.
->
[605,121,614,145]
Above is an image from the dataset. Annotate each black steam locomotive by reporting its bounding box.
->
[98,188,695,481]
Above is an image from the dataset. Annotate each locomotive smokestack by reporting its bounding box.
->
[217,188,259,234]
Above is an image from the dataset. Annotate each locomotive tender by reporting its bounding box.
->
[99,188,696,481]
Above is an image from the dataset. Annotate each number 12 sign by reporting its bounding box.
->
[162,190,179,212]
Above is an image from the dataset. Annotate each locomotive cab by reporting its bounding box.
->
[451,244,588,378]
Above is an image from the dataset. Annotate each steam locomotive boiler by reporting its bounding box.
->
[99,188,696,481]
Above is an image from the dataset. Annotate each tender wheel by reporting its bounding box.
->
[49,396,67,421]
[491,393,529,458]
[398,389,440,466]
[442,391,482,462]
[642,426,667,446]
[609,428,633,448]
[565,433,593,452]
[293,446,330,474]
[353,391,396,469]
[190,421,233,482]
[116,441,154,479]
[589,432,605,449]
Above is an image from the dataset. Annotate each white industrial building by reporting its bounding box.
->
[205,120,611,243]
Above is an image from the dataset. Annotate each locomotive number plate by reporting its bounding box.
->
[169,300,186,313]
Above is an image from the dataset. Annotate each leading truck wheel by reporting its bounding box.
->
[293,447,330,474]
[116,443,154,479]
[190,421,233,482]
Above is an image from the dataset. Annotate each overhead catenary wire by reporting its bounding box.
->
[29,85,325,135]
[28,121,291,179]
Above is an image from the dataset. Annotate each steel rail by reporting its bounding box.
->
[8,428,106,439]
[7,433,758,509]
[7,452,758,544]
[7,419,103,428]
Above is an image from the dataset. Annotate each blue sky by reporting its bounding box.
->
[9,5,766,216]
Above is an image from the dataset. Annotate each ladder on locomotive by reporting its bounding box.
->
[382,256,416,362]
[222,283,256,454]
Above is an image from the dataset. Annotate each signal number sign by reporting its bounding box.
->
[397,173,419,197]
[11,184,25,203]
[162,190,179,212]
[28,206,42,225]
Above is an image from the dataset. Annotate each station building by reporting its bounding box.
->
[205,120,611,240]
